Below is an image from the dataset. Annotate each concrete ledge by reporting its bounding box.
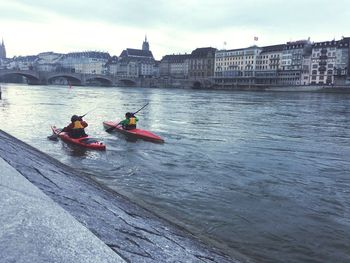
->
[0,157,126,263]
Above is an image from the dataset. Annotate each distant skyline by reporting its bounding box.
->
[1,0,349,60]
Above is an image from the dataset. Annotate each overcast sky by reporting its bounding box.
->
[1,0,349,59]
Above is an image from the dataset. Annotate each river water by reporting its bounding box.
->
[1,83,349,263]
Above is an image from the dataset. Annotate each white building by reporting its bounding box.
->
[214,46,261,86]
[59,51,110,74]
[36,52,62,72]
[255,44,284,85]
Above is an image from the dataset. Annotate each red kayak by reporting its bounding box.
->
[103,121,164,143]
[51,126,106,150]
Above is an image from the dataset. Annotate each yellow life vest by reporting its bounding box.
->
[73,120,84,129]
[129,117,136,125]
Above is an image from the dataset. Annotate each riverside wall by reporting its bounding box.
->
[138,77,350,92]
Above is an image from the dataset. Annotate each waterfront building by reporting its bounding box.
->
[59,51,110,74]
[188,47,217,79]
[152,60,160,77]
[118,37,156,78]
[255,44,284,85]
[159,54,191,78]
[214,45,261,86]
[335,37,350,85]
[116,58,138,78]
[35,52,63,72]
[105,56,119,76]
[279,40,312,85]
[309,37,350,85]
[7,55,37,70]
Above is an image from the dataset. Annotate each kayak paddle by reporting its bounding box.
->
[105,103,149,132]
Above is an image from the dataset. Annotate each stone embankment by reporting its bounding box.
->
[0,130,248,263]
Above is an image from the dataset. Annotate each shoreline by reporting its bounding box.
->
[1,80,350,93]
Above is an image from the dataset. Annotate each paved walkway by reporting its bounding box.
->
[0,157,126,263]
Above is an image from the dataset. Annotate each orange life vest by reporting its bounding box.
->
[129,117,136,125]
[72,120,84,129]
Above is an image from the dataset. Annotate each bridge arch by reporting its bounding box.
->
[191,81,203,89]
[85,76,113,86]
[117,79,137,87]
[47,73,82,86]
[0,70,40,84]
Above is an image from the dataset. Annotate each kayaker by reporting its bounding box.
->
[62,115,88,138]
[120,112,138,130]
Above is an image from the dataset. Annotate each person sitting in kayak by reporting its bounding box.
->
[120,112,138,130]
[62,115,88,138]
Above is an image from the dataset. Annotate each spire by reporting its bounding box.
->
[0,38,6,59]
[142,35,149,51]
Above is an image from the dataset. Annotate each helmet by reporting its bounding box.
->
[71,115,79,122]
[125,112,133,118]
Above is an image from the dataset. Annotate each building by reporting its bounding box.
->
[279,40,312,85]
[118,37,156,78]
[105,56,119,76]
[214,46,261,86]
[335,37,350,85]
[59,51,110,74]
[159,54,191,78]
[35,52,63,72]
[7,55,37,70]
[310,38,350,85]
[188,47,217,79]
[255,44,284,85]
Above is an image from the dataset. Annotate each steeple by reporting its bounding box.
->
[0,38,6,59]
[142,35,149,51]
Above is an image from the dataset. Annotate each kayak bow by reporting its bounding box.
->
[103,121,164,143]
[51,126,106,150]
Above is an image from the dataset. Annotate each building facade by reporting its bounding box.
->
[118,37,156,78]
[214,46,261,85]
[159,54,190,78]
[278,40,312,85]
[188,47,217,79]
[255,44,283,85]
[310,38,349,85]
[59,51,110,74]
[36,52,62,72]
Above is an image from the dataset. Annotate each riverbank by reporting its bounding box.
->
[0,130,246,263]
[2,78,350,92]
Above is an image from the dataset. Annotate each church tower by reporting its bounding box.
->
[142,35,149,51]
[0,39,6,59]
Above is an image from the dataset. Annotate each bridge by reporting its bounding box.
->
[0,69,139,87]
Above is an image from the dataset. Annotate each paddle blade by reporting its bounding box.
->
[105,126,116,132]
[47,134,59,141]
[105,122,121,133]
